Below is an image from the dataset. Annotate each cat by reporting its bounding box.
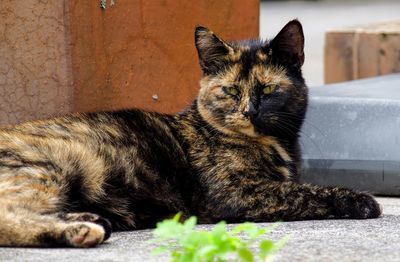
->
[0,20,381,248]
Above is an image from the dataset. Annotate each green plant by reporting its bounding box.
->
[150,213,287,262]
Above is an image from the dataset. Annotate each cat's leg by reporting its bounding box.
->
[0,168,108,247]
[264,182,382,220]
[267,182,382,220]
[57,212,112,240]
[204,181,382,222]
[0,204,106,247]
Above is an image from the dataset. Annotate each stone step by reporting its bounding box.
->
[300,74,400,195]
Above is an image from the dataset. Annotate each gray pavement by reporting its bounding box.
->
[1,197,400,261]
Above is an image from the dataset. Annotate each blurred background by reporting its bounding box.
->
[260,0,400,86]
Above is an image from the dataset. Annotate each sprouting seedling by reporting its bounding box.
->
[150,213,287,262]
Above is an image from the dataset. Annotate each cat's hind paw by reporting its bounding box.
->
[63,222,105,248]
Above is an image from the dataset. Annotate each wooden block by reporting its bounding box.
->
[325,20,400,84]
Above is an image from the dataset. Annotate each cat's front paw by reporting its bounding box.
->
[63,222,105,248]
[335,192,382,219]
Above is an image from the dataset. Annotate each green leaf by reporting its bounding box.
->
[153,213,188,240]
[232,223,267,243]
[259,239,274,259]
[171,250,182,259]
[238,248,254,262]
[153,220,183,239]
[212,221,227,240]
[196,245,218,261]
[232,222,257,234]
[173,212,183,222]
[179,248,195,262]
[227,235,242,250]
[183,216,197,230]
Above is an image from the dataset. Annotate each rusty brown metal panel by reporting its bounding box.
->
[0,0,73,125]
[69,0,260,114]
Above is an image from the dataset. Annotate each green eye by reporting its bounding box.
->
[224,86,239,96]
[263,85,277,95]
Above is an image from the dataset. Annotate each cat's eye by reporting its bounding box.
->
[262,85,277,95]
[224,86,240,96]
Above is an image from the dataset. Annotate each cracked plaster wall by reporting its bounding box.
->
[0,0,73,125]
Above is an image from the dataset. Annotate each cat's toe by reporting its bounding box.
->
[74,213,112,241]
[64,222,105,248]
[91,216,112,241]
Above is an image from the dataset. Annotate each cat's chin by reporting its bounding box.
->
[236,125,260,138]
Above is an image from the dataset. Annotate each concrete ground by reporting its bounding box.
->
[0,197,400,262]
[260,0,400,86]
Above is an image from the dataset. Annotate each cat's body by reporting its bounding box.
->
[0,20,381,247]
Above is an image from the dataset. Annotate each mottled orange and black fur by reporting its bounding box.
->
[0,20,381,247]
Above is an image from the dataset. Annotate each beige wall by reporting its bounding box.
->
[0,0,73,125]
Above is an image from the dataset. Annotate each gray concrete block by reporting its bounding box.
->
[300,74,400,195]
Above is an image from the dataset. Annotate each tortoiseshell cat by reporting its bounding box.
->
[0,20,381,248]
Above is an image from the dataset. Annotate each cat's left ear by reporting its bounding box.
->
[268,20,305,69]
[195,26,234,74]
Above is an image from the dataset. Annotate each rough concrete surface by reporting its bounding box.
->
[1,197,399,261]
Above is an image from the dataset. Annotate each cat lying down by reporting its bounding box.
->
[0,20,381,247]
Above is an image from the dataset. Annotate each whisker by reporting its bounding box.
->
[273,118,324,158]
[273,112,326,137]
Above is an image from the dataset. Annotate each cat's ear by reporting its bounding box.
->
[269,20,305,69]
[195,26,233,74]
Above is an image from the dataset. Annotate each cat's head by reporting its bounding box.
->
[195,20,307,139]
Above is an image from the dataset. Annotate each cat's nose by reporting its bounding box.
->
[243,110,256,119]
[242,102,257,119]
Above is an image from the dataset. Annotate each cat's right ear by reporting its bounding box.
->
[195,26,233,74]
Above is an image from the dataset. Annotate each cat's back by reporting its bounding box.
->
[0,110,191,188]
